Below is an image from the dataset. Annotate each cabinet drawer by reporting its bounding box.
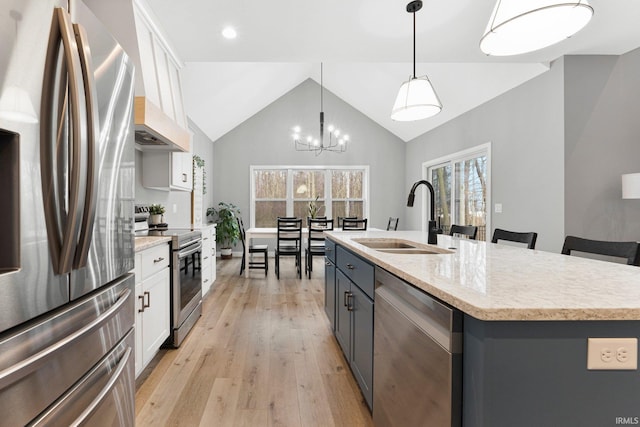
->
[336,245,374,299]
[325,238,336,264]
[139,244,170,280]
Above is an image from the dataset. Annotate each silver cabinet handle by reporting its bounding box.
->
[153,257,165,263]
[346,292,354,311]
[325,261,331,266]
[143,291,150,309]
[346,263,354,270]
[138,294,145,313]
[182,173,187,182]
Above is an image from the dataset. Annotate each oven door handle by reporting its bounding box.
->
[178,242,202,259]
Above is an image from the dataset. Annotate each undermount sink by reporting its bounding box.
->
[353,240,416,249]
[352,238,453,255]
[377,248,442,254]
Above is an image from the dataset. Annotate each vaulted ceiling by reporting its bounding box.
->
[144,0,640,143]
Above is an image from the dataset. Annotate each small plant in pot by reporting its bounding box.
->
[148,204,165,225]
[207,202,241,259]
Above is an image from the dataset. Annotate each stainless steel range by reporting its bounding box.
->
[135,214,202,348]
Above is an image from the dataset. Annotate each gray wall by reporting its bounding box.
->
[210,78,406,231]
[135,119,214,227]
[564,50,640,241]
[405,60,566,252]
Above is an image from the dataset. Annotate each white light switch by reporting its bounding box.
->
[494,203,502,213]
[587,338,637,370]
[173,203,177,213]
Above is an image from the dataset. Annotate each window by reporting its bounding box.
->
[425,143,490,241]
[251,166,368,227]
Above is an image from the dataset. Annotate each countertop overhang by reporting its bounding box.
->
[325,230,640,321]
[135,236,172,252]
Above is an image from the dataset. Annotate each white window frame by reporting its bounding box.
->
[250,165,370,228]
[422,142,492,240]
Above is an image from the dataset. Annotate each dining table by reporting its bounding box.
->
[244,226,377,277]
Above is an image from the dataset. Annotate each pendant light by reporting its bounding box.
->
[391,0,442,122]
[480,0,594,56]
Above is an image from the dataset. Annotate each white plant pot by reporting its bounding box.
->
[220,247,232,259]
[149,214,162,225]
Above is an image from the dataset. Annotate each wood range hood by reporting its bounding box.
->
[134,97,190,152]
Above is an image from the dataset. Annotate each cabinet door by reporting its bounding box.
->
[324,258,336,331]
[335,269,351,358]
[350,284,374,409]
[141,267,170,366]
[171,152,192,191]
[134,282,143,378]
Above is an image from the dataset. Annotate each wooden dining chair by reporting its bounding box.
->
[237,217,268,275]
[386,217,399,231]
[342,218,368,231]
[449,224,477,239]
[491,228,538,249]
[561,236,640,266]
[305,218,334,278]
[275,217,303,278]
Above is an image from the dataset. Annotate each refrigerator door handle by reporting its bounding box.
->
[71,347,132,424]
[40,8,88,275]
[0,288,131,390]
[72,22,98,269]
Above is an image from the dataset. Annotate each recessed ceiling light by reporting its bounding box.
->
[222,27,237,39]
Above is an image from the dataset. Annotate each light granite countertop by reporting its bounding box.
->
[325,230,640,321]
[135,236,172,252]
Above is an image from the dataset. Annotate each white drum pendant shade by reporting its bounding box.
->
[480,0,594,56]
[391,76,442,121]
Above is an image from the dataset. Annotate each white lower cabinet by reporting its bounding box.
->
[199,224,216,296]
[135,243,171,377]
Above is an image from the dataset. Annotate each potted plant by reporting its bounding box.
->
[207,202,241,259]
[148,204,165,225]
[308,196,324,219]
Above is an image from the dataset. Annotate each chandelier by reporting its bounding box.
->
[293,63,349,155]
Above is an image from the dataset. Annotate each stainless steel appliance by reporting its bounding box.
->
[135,221,202,348]
[373,267,463,427]
[0,0,135,424]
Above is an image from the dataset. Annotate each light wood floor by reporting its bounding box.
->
[135,257,373,427]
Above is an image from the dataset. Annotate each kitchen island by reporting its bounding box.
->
[325,230,640,427]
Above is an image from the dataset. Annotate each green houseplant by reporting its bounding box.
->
[207,202,241,258]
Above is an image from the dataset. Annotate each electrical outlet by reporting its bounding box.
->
[173,203,177,214]
[494,203,503,213]
[587,338,637,370]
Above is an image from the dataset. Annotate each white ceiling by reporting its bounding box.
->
[144,0,640,143]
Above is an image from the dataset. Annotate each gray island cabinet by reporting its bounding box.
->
[325,239,375,410]
[325,230,640,427]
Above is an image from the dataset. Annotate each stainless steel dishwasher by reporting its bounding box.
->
[373,267,462,427]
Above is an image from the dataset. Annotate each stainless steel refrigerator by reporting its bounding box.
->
[0,0,136,424]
